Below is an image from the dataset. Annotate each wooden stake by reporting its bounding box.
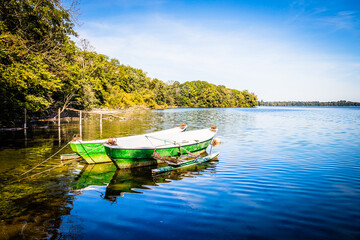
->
[79,110,82,138]
[58,108,61,126]
[58,125,61,145]
[24,108,27,141]
[100,113,103,138]
[24,108,27,129]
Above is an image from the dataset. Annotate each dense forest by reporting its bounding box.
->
[258,100,360,107]
[0,0,257,127]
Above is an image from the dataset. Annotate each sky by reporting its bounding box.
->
[75,0,360,101]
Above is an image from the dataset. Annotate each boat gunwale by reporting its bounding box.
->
[104,137,214,150]
[71,126,188,145]
[104,128,216,150]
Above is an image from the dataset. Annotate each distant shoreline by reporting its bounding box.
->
[258,100,360,107]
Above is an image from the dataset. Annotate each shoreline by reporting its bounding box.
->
[2,105,359,130]
[3,105,360,130]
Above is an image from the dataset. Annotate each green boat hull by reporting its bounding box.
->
[105,139,213,169]
[70,142,111,164]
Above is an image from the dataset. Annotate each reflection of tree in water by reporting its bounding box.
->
[0,165,79,239]
[0,130,84,239]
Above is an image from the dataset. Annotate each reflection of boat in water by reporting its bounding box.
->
[73,163,117,190]
[73,153,218,201]
[104,167,156,200]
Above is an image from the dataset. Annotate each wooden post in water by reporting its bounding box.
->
[100,113,103,138]
[24,108,27,142]
[58,125,61,145]
[24,108,27,129]
[58,108,61,145]
[79,110,82,138]
[58,108,61,126]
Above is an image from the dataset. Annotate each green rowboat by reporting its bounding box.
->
[70,124,187,164]
[105,127,218,169]
[152,152,220,174]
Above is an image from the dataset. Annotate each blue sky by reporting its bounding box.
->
[75,0,360,101]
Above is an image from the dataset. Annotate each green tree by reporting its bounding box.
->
[0,0,77,125]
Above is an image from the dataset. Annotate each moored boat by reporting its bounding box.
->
[104,126,218,169]
[152,152,220,174]
[70,124,187,164]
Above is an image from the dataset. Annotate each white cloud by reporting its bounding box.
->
[76,15,360,101]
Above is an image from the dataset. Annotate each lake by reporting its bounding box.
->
[0,107,359,239]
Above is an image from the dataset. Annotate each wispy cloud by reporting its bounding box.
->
[318,11,357,30]
[289,1,359,31]
[76,14,360,101]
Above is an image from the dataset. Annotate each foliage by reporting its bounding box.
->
[0,0,76,125]
[179,81,257,108]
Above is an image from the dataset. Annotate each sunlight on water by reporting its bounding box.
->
[0,107,359,239]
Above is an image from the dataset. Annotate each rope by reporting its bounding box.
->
[15,158,79,182]
[77,143,105,159]
[146,135,201,165]
[20,141,71,176]
[15,142,106,182]
[77,140,97,164]
[145,135,177,145]
[145,136,156,147]
[145,135,194,155]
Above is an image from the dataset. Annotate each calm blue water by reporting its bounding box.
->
[1,107,360,239]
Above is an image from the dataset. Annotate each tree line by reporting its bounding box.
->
[0,0,257,127]
[258,100,360,107]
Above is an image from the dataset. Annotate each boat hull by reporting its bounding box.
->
[105,139,213,169]
[70,142,109,164]
[70,125,187,164]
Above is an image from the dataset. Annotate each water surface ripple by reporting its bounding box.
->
[0,107,359,239]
